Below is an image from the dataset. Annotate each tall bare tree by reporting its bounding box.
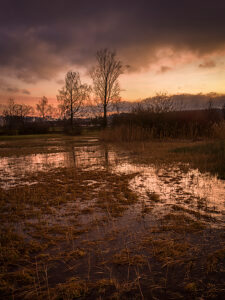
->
[90,49,123,127]
[36,96,52,119]
[57,71,91,129]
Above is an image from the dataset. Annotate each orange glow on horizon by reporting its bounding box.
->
[1,50,225,106]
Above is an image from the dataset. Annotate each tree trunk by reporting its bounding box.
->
[70,110,73,129]
[70,94,73,130]
[103,103,107,128]
[103,79,108,128]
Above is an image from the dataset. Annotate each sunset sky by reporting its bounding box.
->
[1,0,225,105]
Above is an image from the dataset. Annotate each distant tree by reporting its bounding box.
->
[3,98,34,130]
[90,48,123,127]
[144,92,175,113]
[3,98,33,119]
[3,98,17,117]
[36,96,53,119]
[57,71,91,129]
[16,104,34,119]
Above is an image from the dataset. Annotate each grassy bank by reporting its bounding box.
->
[173,141,225,179]
[0,128,99,141]
[0,133,64,141]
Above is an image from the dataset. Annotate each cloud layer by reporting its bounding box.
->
[0,79,30,95]
[0,0,225,84]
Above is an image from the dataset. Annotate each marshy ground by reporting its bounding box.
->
[0,135,224,299]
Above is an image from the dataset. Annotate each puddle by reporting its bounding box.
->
[0,145,121,188]
[0,137,225,227]
[114,162,225,225]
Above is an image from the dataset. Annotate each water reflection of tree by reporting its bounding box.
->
[68,144,111,170]
[71,147,76,168]
[103,145,109,169]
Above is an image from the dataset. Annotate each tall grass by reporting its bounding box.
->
[100,124,153,142]
[101,108,224,142]
[211,120,225,139]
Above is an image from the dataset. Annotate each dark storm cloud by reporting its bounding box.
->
[0,0,225,82]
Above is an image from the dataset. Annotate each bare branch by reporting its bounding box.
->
[36,96,52,119]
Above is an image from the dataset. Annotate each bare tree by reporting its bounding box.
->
[57,71,91,129]
[3,98,34,130]
[36,96,53,119]
[90,48,123,127]
[3,98,33,118]
[143,92,175,113]
[3,98,16,117]
[16,103,34,119]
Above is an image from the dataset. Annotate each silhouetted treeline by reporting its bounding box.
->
[1,95,225,137]
[1,116,63,135]
[0,112,102,136]
[0,97,104,135]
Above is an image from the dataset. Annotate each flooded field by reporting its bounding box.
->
[0,136,225,299]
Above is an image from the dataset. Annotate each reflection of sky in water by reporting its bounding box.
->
[1,143,225,225]
[115,164,225,205]
[0,145,118,188]
[114,162,225,224]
